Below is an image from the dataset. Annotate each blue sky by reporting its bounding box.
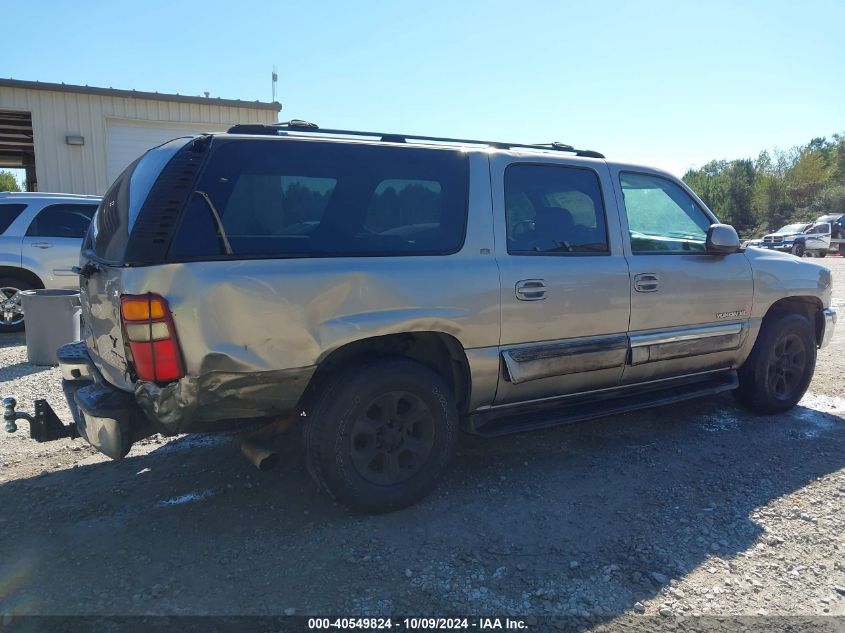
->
[3,0,844,176]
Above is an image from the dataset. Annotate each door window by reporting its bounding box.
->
[620,173,712,253]
[26,204,97,238]
[806,223,830,235]
[0,203,27,235]
[504,164,609,254]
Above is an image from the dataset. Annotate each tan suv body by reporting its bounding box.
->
[46,124,835,511]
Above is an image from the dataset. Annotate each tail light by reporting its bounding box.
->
[120,294,185,383]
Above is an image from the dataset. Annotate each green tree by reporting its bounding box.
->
[0,170,21,192]
[684,131,845,238]
[813,184,845,214]
[683,159,756,237]
[786,142,829,209]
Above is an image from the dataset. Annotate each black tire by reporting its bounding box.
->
[817,252,827,258]
[303,358,458,513]
[0,276,34,333]
[734,312,816,414]
[791,242,805,257]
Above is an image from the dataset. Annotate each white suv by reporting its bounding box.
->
[0,192,100,331]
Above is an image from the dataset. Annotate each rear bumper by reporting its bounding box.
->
[59,341,315,457]
[58,342,146,459]
[820,308,837,349]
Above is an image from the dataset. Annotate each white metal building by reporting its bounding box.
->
[0,79,281,195]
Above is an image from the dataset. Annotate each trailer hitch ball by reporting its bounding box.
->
[4,397,34,434]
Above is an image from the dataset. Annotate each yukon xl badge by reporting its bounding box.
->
[717,309,748,319]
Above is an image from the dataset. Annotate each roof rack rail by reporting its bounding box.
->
[226,120,605,159]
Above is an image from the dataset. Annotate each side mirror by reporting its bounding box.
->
[706,223,742,254]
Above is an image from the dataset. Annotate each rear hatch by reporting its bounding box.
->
[79,260,134,390]
[79,136,205,390]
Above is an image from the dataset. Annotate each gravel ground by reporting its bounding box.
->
[0,256,843,626]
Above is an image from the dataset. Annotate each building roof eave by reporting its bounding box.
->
[0,78,282,112]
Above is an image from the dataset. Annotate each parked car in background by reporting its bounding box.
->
[817,213,845,239]
[745,222,831,257]
[802,221,833,258]
[745,223,810,254]
[6,121,829,514]
[0,192,100,331]
[815,213,845,256]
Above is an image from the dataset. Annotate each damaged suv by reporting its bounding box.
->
[9,121,837,513]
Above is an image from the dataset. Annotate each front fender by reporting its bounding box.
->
[744,247,832,318]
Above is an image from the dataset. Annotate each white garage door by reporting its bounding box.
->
[105,119,228,184]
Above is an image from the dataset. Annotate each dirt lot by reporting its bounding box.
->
[1,257,844,625]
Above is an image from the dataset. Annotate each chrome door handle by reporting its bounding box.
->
[515,279,546,301]
[633,273,659,292]
[31,242,52,249]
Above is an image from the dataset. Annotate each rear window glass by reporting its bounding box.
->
[168,140,468,259]
[26,203,97,238]
[0,203,26,234]
[86,158,136,261]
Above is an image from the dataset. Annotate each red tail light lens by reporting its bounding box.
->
[120,294,184,383]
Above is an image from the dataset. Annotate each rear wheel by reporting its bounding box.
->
[0,277,34,333]
[303,358,458,513]
[816,252,827,258]
[735,312,816,413]
[791,242,805,257]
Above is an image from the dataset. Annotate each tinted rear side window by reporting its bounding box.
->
[0,203,26,234]
[169,140,468,259]
[26,204,97,238]
[505,164,609,254]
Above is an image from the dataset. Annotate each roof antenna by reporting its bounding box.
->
[271,66,278,103]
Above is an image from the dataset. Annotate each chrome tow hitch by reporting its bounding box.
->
[3,396,79,441]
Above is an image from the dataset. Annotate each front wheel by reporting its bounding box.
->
[734,312,816,413]
[303,358,458,513]
[791,242,805,257]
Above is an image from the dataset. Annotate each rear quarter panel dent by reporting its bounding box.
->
[121,254,500,374]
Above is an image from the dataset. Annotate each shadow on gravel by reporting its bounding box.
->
[0,360,55,380]
[0,393,843,619]
[0,332,26,349]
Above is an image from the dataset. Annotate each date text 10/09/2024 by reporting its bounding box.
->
[307,618,530,630]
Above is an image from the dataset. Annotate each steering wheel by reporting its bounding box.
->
[511,219,535,239]
[526,237,571,252]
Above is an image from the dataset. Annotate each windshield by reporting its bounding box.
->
[774,223,808,234]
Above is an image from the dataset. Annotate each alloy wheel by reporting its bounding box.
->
[0,287,24,327]
[349,390,436,486]
[766,332,806,399]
